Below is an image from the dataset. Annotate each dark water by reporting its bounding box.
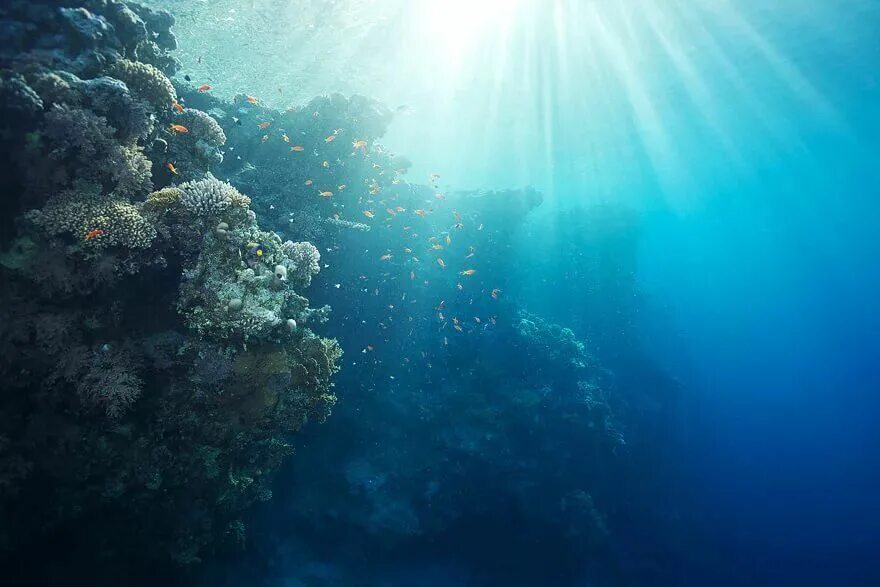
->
[1,1,879,586]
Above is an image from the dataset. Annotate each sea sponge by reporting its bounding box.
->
[107,58,176,110]
[281,241,321,288]
[178,175,240,217]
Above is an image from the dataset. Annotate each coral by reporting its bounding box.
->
[0,73,43,119]
[141,186,183,215]
[31,181,156,250]
[281,240,321,288]
[178,174,240,217]
[73,349,144,419]
[175,108,226,147]
[107,58,176,110]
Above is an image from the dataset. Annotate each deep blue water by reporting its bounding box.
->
[2,0,879,585]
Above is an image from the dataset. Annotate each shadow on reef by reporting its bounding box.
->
[0,1,678,585]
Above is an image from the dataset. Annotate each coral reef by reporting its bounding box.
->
[0,0,340,570]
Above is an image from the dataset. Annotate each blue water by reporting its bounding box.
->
[2,0,879,584]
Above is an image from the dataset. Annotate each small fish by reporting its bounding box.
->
[169,124,189,134]
[258,121,271,129]
[443,336,448,346]
[291,145,305,152]
[478,223,484,231]
[338,184,347,190]
[171,101,184,113]
[197,84,211,92]
[184,74,192,82]
[404,247,412,254]
[282,133,290,142]
[436,300,446,310]
[372,163,382,170]
[474,317,481,323]
[261,134,269,142]
[233,117,241,126]
[304,179,313,185]
[387,208,397,216]
[246,95,259,104]
[322,161,330,168]
[367,345,374,351]
[84,229,103,241]
[435,193,445,200]
[166,162,179,174]
[363,210,375,218]
[352,139,367,151]
[460,269,476,276]
[437,258,446,269]
[198,56,202,64]
[410,271,415,280]
[432,244,443,250]
[319,191,333,198]
[453,324,463,332]
[456,283,463,291]
[325,134,336,143]
[445,235,451,245]
[414,209,427,217]
[395,207,406,213]
[380,254,392,261]
[453,211,462,222]
[313,111,320,117]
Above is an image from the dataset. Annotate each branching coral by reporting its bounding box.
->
[281,240,321,288]
[178,174,241,217]
[30,181,156,250]
[74,349,144,420]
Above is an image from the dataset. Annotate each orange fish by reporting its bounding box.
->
[325,134,336,143]
[380,254,392,261]
[171,101,184,113]
[166,162,179,175]
[491,288,501,299]
[319,191,333,198]
[246,95,259,104]
[304,179,313,185]
[414,209,427,217]
[291,145,305,152]
[169,124,188,134]
[352,139,367,150]
[258,121,271,129]
[197,84,211,92]
[363,210,375,218]
[460,269,476,276]
[84,229,103,241]
[437,258,446,269]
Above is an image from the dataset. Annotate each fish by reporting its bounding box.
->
[395,206,406,213]
[474,317,481,323]
[432,244,443,250]
[410,271,415,280]
[414,209,427,217]
[435,193,445,200]
[171,101,184,113]
[478,223,484,231]
[304,179,313,185]
[258,121,271,129]
[445,235,451,245]
[197,84,211,92]
[491,289,501,299]
[372,163,382,170]
[352,139,367,150]
[261,134,269,142]
[184,74,192,82]
[166,162,179,175]
[325,134,336,143]
[437,258,446,268]
[233,117,241,126]
[436,300,446,310]
[291,145,305,152]
[387,208,397,216]
[246,95,259,104]
[322,161,330,168]
[443,336,448,346]
[282,133,290,142]
[456,283,463,291]
[169,124,189,134]
[338,184,347,190]
[84,229,103,241]
[319,191,333,198]
[403,247,412,254]
[453,324,463,332]
[453,211,462,222]
[460,269,476,276]
[363,210,375,218]
[380,254,392,261]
